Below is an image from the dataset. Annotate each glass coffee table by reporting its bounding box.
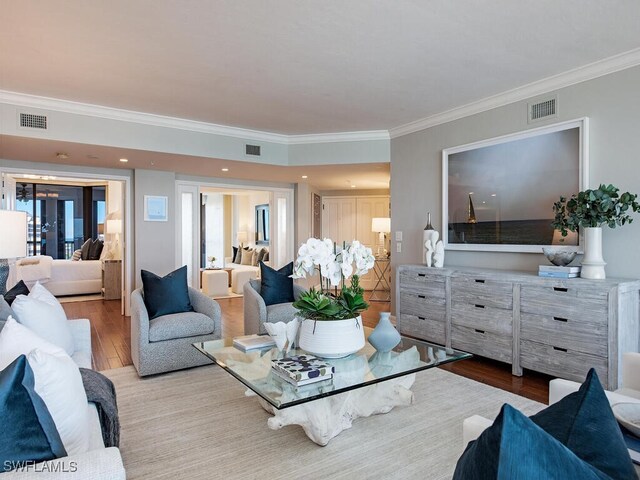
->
[194,331,471,445]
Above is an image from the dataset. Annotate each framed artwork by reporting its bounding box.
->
[313,193,321,238]
[442,118,588,253]
[144,195,168,222]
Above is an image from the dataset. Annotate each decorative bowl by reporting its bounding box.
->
[612,402,640,437]
[542,247,578,267]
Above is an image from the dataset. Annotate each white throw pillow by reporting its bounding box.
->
[11,282,75,355]
[0,316,66,371]
[28,349,91,456]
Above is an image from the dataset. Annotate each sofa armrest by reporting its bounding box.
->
[3,447,125,480]
[67,318,91,357]
[550,377,640,406]
[462,415,493,446]
[189,287,222,338]
[243,281,267,335]
[622,352,640,392]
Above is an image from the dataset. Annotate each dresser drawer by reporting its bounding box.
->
[451,302,512,336]
[451,325,512,363]
[520,339,608,384]
[398,314,445,345]
[520,285,608,321]
[399,292,445,319]
[399,270,446,297]
[451,277,512,310]
[520,313,608,357]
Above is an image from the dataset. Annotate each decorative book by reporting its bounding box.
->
[271,368,332,387]
[539,265,581,273]
[271,355,335,384]
[233,334,276,351]
[538,271,579,278]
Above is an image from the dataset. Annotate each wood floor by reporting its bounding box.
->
[62,294,551,404]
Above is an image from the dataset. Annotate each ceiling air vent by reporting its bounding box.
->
[245,144,261,157]
[19,112,48,130]
[528,96,557,123]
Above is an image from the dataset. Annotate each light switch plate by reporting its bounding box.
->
[395,231,402,241]
[396,242,402,253]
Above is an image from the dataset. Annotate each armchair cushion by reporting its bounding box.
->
[141,266,193,320]
[259,262,294,306]
[266,303,299,324]
[149,312,215,343]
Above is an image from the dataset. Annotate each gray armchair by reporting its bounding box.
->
[243,279,305,335]
[131,287,222,376]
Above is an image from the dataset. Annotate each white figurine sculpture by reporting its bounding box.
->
[433,240,445,268]
[264,318,300,352]
[424,231,444,268]
[424,239,434,267]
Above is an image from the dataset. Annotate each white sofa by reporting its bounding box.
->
[5,319,126,479]
[14,256,102,296]
[224,255,269,292]
[462,352,640,447]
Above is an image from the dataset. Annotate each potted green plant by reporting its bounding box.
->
[552,184,640,279]
[291,238,375,358]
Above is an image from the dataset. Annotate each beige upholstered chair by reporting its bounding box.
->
[243,279,305,335]
[131,287,221,376]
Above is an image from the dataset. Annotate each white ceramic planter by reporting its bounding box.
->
[581,227,606,279]
[298,316,365,358]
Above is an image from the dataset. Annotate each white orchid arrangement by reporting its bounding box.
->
[291,238,375,320]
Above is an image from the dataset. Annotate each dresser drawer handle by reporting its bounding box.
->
[553,316,568,322]
[418,274,426,278]
[553,287,568,293]
[475,279,485,284]
[474,304,485,309]
[552,346,568,353]
[418,295,426,299]
[474,329,486,334]
[418,316,426,321]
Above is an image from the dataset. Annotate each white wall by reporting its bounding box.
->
[390,65,640,306]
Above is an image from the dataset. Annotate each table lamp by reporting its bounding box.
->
[371,217,391,257]
[0,210,28,295]
[237,231,248,247]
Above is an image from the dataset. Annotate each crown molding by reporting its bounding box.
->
[389,47,640,139]
[287,130,389,144]
[0,90,389,145]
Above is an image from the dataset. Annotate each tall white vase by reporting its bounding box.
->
[581,227,606,279]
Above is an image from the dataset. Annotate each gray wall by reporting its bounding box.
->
[134,169,176,286]
[391,64,640,304]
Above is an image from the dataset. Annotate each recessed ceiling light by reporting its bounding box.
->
[491,193,497,197]
[119,158,128,163]
[301,175,308,179]
[221,168,229,172]
[351,185,357,188]
[469,192,474,195]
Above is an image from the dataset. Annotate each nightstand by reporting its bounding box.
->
[102,259,122,300]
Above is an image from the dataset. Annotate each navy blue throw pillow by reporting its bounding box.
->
[454,369,635,480]
[4,280,29,306]
[0,356,67,472]
[259,262,294,306]
[232,246,238,264]
[141,266,194,320]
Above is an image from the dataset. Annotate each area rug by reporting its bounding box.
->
[103,365,544,480]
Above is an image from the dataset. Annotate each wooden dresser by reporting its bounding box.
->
[396,265,640,389]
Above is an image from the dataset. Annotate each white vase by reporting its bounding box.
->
[298,316,365,358]
[581,227,606,279]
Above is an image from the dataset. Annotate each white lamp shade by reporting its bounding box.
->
[371,217,391,233]
[0,210,28,258]
[106,219,122,234]
[237,231,248,244]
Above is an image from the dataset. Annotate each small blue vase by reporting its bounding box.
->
[368,312,401,353]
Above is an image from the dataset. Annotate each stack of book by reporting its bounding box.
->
[233,334,276,351]
[271,355,334,386]
[538,265,581,278]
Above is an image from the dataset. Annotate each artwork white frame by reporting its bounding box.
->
[442,117,589,253]
[144,195,168,222]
